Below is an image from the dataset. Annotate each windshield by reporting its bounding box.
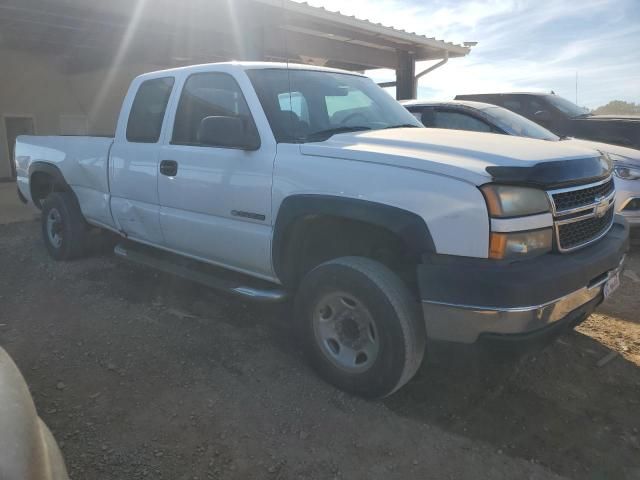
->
[545,95,591,118]
[482,106,560,141]
[247,69,422,142]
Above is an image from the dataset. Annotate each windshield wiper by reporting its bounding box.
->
[305,126,372,141]
[383,124,421,129]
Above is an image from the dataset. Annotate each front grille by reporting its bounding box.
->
[548,176,616,252]
[552,178,614,212]
[558,208,614,250]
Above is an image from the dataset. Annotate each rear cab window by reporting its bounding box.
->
[126,77,175,143]
[325,90,373,123]
[278,92,310,124]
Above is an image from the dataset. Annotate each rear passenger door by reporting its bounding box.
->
[110,76,175,244]
[157,71,276,279]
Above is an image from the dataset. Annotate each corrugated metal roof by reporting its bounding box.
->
[254,0,471,56]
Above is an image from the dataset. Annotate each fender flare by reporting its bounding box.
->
[272,194,435,284]
[28,162,75,209]
[28,162,70,188]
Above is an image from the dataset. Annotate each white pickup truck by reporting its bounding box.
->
[15,62,628,398]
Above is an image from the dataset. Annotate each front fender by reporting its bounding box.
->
[272,151,491,264]
[272,194,436,284]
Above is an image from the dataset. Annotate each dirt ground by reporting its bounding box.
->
[1,201,639,479]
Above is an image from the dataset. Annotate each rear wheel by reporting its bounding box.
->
[41,192,88,260]
[295,256,425,398]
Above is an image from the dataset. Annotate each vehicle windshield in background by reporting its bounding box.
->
[247,69,422,142]
[483,106,559,141]
[545,95,591,118]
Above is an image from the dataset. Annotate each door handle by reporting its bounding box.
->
[160,160,178,176]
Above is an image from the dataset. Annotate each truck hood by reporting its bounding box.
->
[301,128,603,186]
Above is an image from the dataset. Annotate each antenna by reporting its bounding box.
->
[282,0,294,140]
[575,71,578,105]
[282,0,290,71]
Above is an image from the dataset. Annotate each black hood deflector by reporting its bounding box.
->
[486,156,612,189]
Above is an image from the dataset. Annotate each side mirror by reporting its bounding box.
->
[197,116,260,150]
[534,110,551,122]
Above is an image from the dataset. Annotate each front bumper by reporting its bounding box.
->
[418,217,629,343]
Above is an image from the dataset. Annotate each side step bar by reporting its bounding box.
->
[114,242,287,303]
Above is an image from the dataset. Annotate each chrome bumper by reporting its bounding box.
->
[422,257,625,344]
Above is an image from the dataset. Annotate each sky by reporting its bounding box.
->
[294,0,640,108]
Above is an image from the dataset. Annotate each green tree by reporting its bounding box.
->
[593,100,640,116]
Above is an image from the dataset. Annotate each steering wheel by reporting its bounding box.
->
[340,112,369,126]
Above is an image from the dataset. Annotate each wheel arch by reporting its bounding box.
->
[28,162,74,209]
[272,194,435,286]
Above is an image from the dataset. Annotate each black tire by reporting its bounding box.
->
[41,191,88,260]
[295,256,425,398]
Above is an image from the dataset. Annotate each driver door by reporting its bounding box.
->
[157,71,276,278]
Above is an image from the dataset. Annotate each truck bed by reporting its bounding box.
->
[15,135,116,229]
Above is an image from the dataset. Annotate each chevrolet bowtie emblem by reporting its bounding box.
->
[594,195,609,218]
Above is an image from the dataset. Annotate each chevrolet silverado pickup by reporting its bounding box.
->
[15,62,628,398]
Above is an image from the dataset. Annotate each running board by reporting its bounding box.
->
[114,242,287,303]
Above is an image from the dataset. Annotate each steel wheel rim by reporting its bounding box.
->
[312,292,380,373]
[47,208,63,248]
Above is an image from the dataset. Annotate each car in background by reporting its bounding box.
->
[402,99,640,227]
[0,347,69,480]
[453,92,640,149]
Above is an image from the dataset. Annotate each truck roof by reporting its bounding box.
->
[135,61,366,80]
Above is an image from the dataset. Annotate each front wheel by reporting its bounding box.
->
[295,257,425,398]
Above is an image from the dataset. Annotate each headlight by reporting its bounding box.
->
[489,229,553,260]
[481,184,553,259]
[481,185,551,217]
[614,164,640,180]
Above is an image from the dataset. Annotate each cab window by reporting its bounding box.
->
[325,90,373,122]
[502,99,524,114]
[172,72,258,148]
[433,110,492,132]
[278,92,310,123]
[126,77,175,143]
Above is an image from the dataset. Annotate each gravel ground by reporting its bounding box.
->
[1,213,639,479]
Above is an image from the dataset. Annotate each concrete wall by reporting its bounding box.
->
[0,47,165,179]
